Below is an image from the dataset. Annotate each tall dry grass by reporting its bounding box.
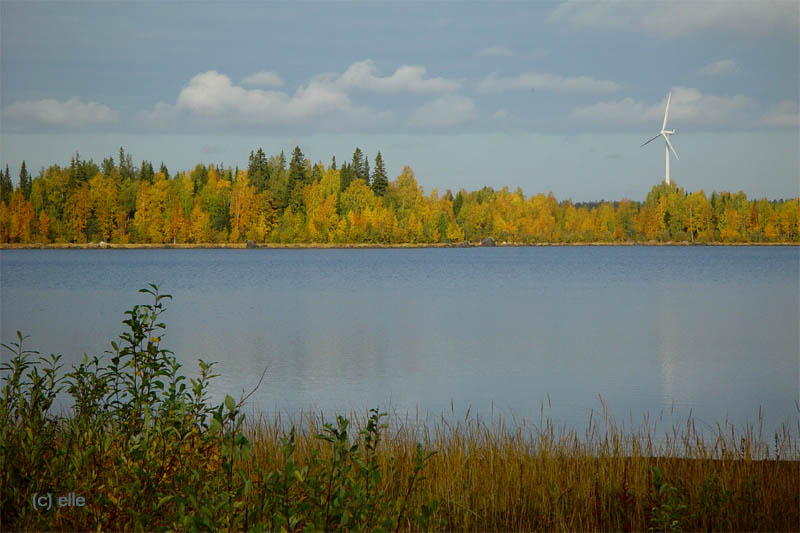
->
[245,404,799,532]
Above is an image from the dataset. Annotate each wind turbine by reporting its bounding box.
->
[641,91,678,185]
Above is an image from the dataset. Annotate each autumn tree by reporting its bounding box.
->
[88,173,118,242]
[64,183,91,242]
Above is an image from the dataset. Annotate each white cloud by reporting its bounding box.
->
[492,109,508,120]
[571,87,755,125]
[758,99,799,128]
[175,70,351,121]
[700,59,738,76]
[137,70,393,130]
[410,94,476,127]
[318,59,461,93]
[548,0,798,38]
[477,72,621,93]
[3,98,117,125]
[476,45,514,58]
[241,71,284,88]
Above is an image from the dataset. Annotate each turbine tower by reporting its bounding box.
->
[641,91,678,185]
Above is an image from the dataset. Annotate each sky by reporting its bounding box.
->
[1,1,798,202]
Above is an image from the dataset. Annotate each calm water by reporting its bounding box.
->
[1,247,798,436]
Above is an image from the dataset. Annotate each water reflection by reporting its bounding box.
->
[1,246,797,439]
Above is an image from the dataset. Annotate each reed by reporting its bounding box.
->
[239,407,799,532]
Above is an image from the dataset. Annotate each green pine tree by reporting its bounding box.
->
[248,148,270,193]
[351,147,364,182]
[118,147,134,182]
[288,146,308,212]
[288,146,308,187]
[139,160,155,184]
[371,151,389,197]
[18,160,31,199]
[0,164,12,204]
[340,162,353,192]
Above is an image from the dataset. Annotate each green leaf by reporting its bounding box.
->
[158,495,174,509]
[225,394,236,412]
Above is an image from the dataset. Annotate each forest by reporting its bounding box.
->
[1,146,798,245]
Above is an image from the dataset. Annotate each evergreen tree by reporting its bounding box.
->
[69,153,82,185]
[288,146,308,187]
[0,165,12,204]
[139,160,155,183]
[351,148,364,182]
[118,147,134,182]
[453,190,465,216]
[18,160,31,199]
[363,156,370,186]
[190,163,208,195]
[330,155,337,170]
[72,154,98,184]
[287,146,308,212]
[340,162,353,192]
[248,148,270,193]
[102,156,115,179]
[371,151,389,197]
[159,162,170,180]
[311,163,322,183]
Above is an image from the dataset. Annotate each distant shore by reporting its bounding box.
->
[2,241,798,250]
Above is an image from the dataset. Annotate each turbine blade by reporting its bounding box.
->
[641,134,661,147]
[664,135,679,160]
[662,91,671,131]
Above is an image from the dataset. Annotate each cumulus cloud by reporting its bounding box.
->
[758,99,799,128]
[476,45,514,58]
[317,59,461,93]
[410,94,476,127]
[477,72,621,93]
[241,71,284,87]
[571,87,755,125]
[136,69,395,130]
[700,59,738,76]
[175,70,350,121]
[548,0,798,38]
[3,98,118,125]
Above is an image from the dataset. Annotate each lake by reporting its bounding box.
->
[1,246,798,438]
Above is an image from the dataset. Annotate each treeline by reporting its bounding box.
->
[1,146,798,244]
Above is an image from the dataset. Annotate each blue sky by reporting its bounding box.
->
[1,1,798,201]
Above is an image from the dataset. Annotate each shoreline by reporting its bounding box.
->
[1,241,798,250]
